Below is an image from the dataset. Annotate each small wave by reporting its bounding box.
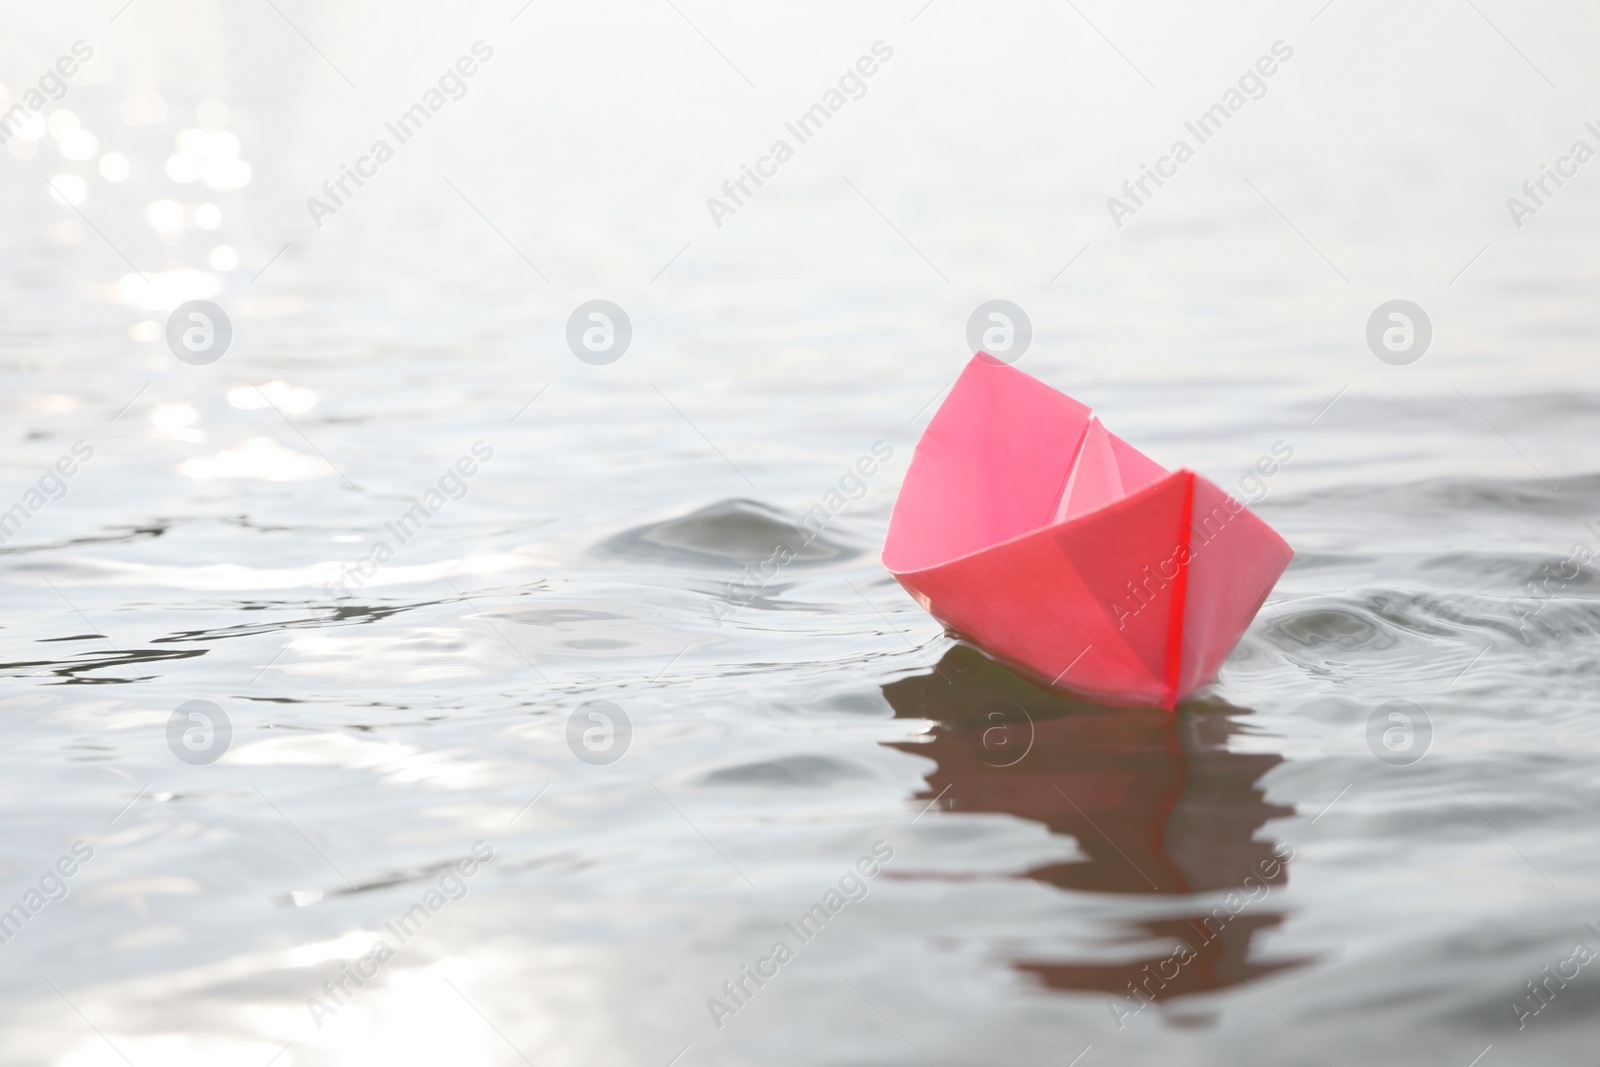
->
[1271,472,1600,519]
[702,753,873,787]
[595,499,857,569]
[0,646,206,685]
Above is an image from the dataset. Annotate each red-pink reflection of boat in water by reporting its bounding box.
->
[882,646,1312,1007]
[884,353,1294,710]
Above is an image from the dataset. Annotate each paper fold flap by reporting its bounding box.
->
[1055,417,1125,523]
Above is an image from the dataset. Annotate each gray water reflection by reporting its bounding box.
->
[883,645,1310,1008]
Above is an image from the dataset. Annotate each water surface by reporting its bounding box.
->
[3,2,1599,1064]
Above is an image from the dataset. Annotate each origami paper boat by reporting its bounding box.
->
[883,354,1293,710]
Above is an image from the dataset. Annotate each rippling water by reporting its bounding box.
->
[3,2,1600,1064]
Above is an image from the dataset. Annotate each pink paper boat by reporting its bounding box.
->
[883,354,1293,710]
